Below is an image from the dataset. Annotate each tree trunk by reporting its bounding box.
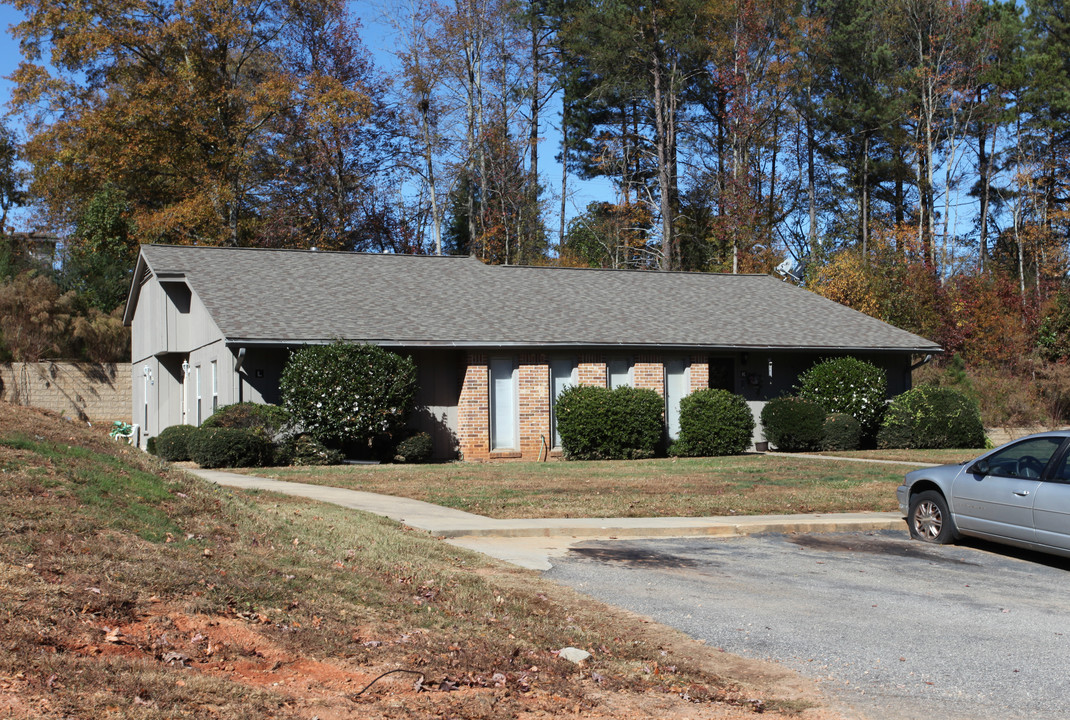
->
[977,117,990,272]
[862,134,869,264]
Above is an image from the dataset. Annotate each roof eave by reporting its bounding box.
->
[221,338,942,354]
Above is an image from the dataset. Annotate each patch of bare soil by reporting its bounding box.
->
[37,603,841,720]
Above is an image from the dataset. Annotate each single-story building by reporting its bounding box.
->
[123,244,942,460]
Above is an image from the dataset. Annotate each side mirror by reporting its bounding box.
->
[968,459,990,476]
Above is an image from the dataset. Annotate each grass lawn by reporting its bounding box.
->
[234,447,983,519]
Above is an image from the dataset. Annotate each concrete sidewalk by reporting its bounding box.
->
[189,468,906,570]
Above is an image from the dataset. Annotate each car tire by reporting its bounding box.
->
[908,490,958,544]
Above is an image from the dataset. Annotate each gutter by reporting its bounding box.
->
[223,338,943,354]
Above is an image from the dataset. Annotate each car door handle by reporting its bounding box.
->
[1014,490,1030,497]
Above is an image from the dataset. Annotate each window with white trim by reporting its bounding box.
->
[210,360,218,412]
[195,365,202,425]
[490,357,518,451]
[550,358,578,448]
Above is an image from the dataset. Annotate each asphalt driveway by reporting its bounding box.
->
[545,530,1070,720]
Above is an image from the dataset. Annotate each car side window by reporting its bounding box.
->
[1049,449,1070,483]
[982,437,1065,480]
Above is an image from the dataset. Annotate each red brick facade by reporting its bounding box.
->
[457,352,711,462]
[457,353,489,461]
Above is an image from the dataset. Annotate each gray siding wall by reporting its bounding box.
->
[130,275,229,446]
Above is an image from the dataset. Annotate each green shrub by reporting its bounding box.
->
[672,389,755,457]
[280,342,417,448]
[556,385,664,460]
[760,397,825,452]
[146,436,158,456]
[187,427,272,468]
[797,356,887,436]
[877,385,986,449]
[275,433,345,466]
[394,432,433,464]
[155,424,200,462]
[202,402,290,436]
[823,413,862,451]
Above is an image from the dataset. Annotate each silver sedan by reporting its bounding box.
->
[897,431,1070,557]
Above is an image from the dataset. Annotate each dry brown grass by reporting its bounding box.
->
[0,401,840,720]
[236,451,947,519]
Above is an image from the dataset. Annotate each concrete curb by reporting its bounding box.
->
[431,513,904,539]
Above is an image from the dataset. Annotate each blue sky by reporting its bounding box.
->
[0,1,606,237]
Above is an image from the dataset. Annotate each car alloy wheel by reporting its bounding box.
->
[908,490,957,544]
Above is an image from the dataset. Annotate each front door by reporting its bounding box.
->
[1033,446,1070,551]
[951,436,1065,543]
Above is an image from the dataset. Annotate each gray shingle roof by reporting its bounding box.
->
[128,244,941,353]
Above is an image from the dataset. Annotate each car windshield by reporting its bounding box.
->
[981,437,1065,479]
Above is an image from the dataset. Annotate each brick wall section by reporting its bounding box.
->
[457,353,716,462]
[578,353,607,387]
[632,355,665,397]
[457,353,490,461]
[689,357,709,393]
[0,362,132,423]
[517,354,550,459]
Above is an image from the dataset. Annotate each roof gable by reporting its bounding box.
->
[125,245,941,353]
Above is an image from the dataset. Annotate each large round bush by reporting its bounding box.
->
[187,427,272,468]
[203,402,290,436]
[556,385,664,460]
[797,356,887,435]
[280,342,417,448]
[155,424,199,461]
[760,396,825,452]
[823,413,862,451]
[673,389,755,457]
[877,385,986,449]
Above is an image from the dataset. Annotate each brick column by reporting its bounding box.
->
[632,355,665,397]
[457,353,490,461]
[688,356,709,394]
[578,353,607,387]
[517,354,550,460]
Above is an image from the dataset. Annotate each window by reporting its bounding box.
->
[664,359,690,440]
[981,437,1065,479]
[210,360,218,412]
[195,365,202,425]
[608,358,632,388]
[490,357,518,451]
[550,358,578,448]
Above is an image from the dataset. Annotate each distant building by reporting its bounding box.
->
[7,230,61,266]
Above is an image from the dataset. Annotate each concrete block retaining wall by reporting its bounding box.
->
[0,362,131,423]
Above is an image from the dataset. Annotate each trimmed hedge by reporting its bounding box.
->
[823,413,862,451]
[394,432,433,464]
[202,402,290,436]
[877,385,986,449]
[556,385,664,460]
[187,427,272,468]
[673,389,755,457]
[155,424,199,462]
[797,356,887,436]
[760,396,826,452]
